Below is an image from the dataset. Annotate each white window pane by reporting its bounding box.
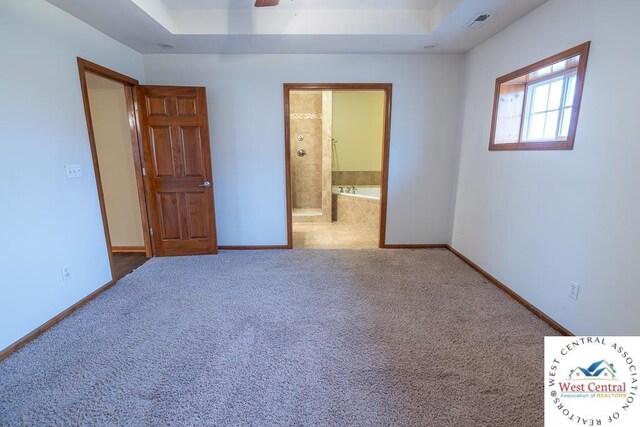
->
[548,79,563,110]
[495,86,524,143]
[535,65,553,79]
[532,84,549,113]
[527,113,545,140]
[559,107,572,137]
[566,55,580,68]
[564,75,576,107]
[551,60,567,72]
[544,110,559,139]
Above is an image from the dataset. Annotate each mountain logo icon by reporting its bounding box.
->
[568,360,616,380]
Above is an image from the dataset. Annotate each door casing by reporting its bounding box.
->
[283,83,393,248]
[77,58,153,279]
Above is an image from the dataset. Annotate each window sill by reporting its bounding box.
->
[489,139,574,151]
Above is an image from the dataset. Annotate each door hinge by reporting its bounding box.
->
[142,167,146,176]
[149,227,153,236]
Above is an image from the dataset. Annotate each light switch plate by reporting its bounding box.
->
[65,164,82,179]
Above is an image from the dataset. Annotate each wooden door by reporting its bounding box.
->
[137,86,218,256]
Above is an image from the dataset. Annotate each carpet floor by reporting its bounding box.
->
[0,249,557,426]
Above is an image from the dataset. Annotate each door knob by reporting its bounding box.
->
[198,181,211,188]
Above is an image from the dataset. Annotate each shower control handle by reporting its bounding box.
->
[198,181,211,188]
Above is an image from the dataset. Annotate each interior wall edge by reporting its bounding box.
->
[0,278,116,363]
[447,245,573,336]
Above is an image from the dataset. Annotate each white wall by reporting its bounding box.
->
[143,54,464,246]
[0,0,144,350]
[86,73,144,248]
[451,0,640,335]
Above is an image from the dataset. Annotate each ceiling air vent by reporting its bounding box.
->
[466,13,493,29]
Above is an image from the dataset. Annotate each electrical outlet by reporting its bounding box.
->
[65,164,83,179]
[61,266,71,281]
[568,281,580,300]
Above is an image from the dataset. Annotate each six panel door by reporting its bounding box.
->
[137,86,218,256]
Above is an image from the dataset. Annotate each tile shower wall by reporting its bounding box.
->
[290,92,323,209]
[290,91,332,223]
[332,171,382,185]
[319,91,332,221]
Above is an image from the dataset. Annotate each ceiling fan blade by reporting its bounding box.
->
[255,0,280,7]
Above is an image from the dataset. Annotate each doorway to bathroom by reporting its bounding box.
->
[283,84,392,249]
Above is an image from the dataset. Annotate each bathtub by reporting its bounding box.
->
[331,185,380,200]
[332,186,381,226]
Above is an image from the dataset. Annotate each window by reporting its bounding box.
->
[489,42,590,151]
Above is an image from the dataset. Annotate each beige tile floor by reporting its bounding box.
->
[292,208,323,216]
[293,222,379,249]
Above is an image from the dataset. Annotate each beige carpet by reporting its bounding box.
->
[0,249,557,426]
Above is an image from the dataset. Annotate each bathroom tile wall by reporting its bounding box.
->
[290,91,322,114]
[319,91,333,222]
[290,91,332,223]
[332,171,382,185]
[332,194,380,228]
[290,92,323,209]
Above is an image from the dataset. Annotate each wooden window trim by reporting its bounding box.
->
[488,42,590,151]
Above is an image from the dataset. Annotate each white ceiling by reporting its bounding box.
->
[46,0,548,54]
[161,0,442,10]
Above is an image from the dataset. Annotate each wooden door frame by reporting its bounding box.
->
[77,57,152,281]
[283,83,393,248]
